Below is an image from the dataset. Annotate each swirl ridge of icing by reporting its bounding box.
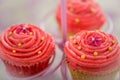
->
[64,31,120,74]
[0,23,55,66]
[56,0,106,33]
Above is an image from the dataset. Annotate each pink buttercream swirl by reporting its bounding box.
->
[0,23,55,66]
[56,0,106,33]
[64,31,120,74]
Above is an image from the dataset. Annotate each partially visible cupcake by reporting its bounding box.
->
[56,0,106,36]
[64,30,120,80]
[0,23,55,77]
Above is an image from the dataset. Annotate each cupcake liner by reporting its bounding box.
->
[69,66,119,80]
[3,58,50,77]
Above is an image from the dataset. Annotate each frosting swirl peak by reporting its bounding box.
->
[64,31,120,74]
[0,23,55,66]
[56,0,106,33]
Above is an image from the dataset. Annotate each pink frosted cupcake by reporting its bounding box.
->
[64,30,120,80]
[0,23,55,77]
[56,0,106,36]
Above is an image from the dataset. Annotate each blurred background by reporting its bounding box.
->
[0,0,120,80]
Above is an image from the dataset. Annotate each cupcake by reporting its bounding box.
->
[0,23,55,77]
[56,0,106,36]
[64,30,120,80]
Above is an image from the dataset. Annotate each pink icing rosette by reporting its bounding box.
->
[56,0,105,34]
[0,23,55,77]
[64,31,120,74]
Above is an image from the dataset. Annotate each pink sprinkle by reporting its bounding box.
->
[16,24,30,34]
[87,33,103,46]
